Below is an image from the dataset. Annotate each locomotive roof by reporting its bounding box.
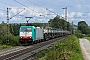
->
[20,26,35,28]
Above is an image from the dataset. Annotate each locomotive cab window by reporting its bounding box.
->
[21,28,32,32]
[27,28,32,32]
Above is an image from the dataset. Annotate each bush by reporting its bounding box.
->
[0,45,12,50]
[35,35,84,60]
[0,35,20,46]
[75,33,84,38]
[87,34,90,37]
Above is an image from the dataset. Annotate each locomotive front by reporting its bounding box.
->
[19,26,35,44]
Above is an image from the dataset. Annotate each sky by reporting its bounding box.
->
[0,0,90,25]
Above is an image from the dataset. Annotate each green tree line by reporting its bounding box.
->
[77,21,90,35]
[48,15,72,31]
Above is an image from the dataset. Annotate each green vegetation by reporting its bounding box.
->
[75,33,84,38]
[75,21,90,38]
[48,15,71,31]
[0,45,12,50]
[0,35,21,46]
[0,22,21,49]
[84,37,90,41]
[35,35,84,60]
[77,21,90,35]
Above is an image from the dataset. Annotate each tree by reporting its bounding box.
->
[51,15,60,28]
[31,22,43,27]
[67,22,71,31]
[48,19,53,27]
[78,21,90,34]
[78,21,88,30]
[9,24,14,35]
[58,19,67,30]
[0,23,10,36]
[9,23,21,36]
[48,16,71,31]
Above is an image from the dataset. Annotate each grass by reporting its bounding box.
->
[84,37,90,41]
[0,45,12,50]
[35,35,84,60]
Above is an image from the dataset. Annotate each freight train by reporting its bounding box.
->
[19,26,70,44]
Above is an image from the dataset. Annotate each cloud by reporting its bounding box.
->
[0,12,4,17]
[76,5,81,10]
[77,12,82,17]
[68,12,76,18]
[67,12,85,22]
[5,7,54,23]
[10,8,17,14]
[10,17,22,23]
[68,12,83,18]
[25,7,52,17]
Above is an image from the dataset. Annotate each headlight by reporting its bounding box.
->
[29,36,32,38]
[20,36,23,38]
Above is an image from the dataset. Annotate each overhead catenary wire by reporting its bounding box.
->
[14,0,54,20]
[9,8,25,20]
[26,0,60,20]
[0,1,28,10]
[0,0,41,20]
[0,8,17,14]
[0,8,15,18]
[26,0,58,15]
[0,0,56,21]
[0,8,24,18]
[0,0,58,15]
[0,1,27,17]
[27,0,42,8]
[27,0,59,19]
[14,0,42,15]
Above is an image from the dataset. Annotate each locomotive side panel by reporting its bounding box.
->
[35,27,44,40]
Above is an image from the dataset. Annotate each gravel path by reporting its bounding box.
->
[79,38,90,60]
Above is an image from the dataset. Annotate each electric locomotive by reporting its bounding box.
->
[19,26,44,44]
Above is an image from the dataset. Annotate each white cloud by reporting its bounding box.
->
[0,12,4,17]
[10,8,17,14]
[25,7,51,17]
[5,7,54,23]
[77,12,82,17]
[68,12,76,18]
[61,14,64,18]
[67,12,85,22]
[68,12,83,18]
[80,19,85,21]
[10,17,21,21]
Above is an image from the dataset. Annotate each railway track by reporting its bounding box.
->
[0,36,68,60]
[0,46,32,60]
